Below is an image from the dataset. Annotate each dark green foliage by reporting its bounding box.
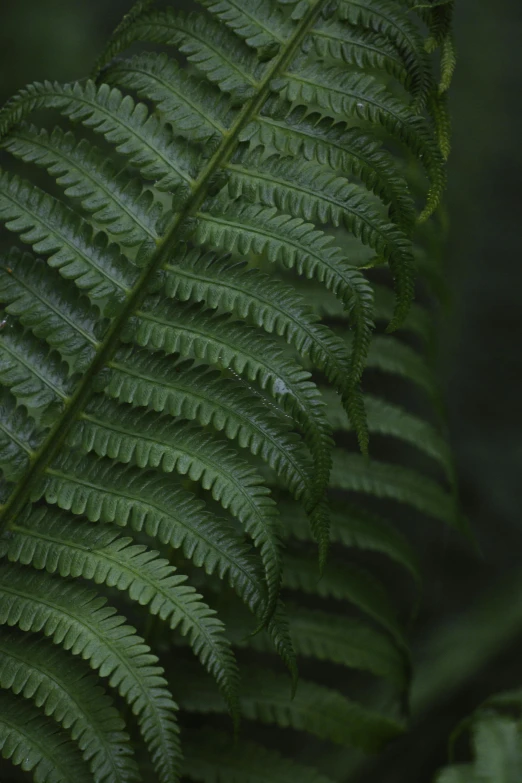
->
[0,1,455,781]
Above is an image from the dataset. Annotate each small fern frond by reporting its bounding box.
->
[2,505,240,721]
[182,728,335,783]
[175,664,404,753]
[0,562,181,783]
[0,248,98,373]
[107,347,312,502]
[0,629,139,783]
[0,81,196,192]
[283,552,407,647]
[0,689,92,783]
[67,403,284,620]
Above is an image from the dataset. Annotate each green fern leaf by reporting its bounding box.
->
[0,248,98,373]
[0,629,139,783]
[0,81,196,192]
[175,664,404,753]
[0,689,92,783]
[242,105,417,232]
[0,388,43,484]
[2,123,161,254]
[107,347,312,502]
[0,562,181,783]
[283,552,407,647]
[93,9,259,97]
[128,297,334,516]
[182,727,335,783]
[2,505,240,721]
[106,53,230,144]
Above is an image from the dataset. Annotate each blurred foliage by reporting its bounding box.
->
[0,1,520,780]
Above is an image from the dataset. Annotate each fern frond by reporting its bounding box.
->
[182,728,335,783]
[283,553,407,647]
[176,665,404,753]
[322,389,454,480]
[196,198,375,383]
[331,452,459,528]
[163,249,351,397]
[34,450,265,610]
[0,562,181,783]
[233,605,407,686]
[0,81,196,192]
[0,0,455,777]
[279,62,445,220]
[107,346,312,503]
[129,297,334,517]
[0,387,42,483]
[0,170,137,309]
[197,0,294,52]
[243,105,417,232]
[0,321,71,421]
[226,150,414,328]
[2,123,161,253]
[281,500,421,583]
[67,405,284,619]
[106,53,230,144]
[0,629,139,783]
[2,505,240,721]
[0,689,92,783]
[0,248,98,373]
[337,0,433,104]
[92,9,259,97]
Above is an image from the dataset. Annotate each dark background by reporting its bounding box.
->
[0,2,521,780]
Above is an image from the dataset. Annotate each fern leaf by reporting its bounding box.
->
[283,553,407,648]
[182,727,335,783]
[32,450,264,609]
[279,62,445,220]
[67,429,281,623]
[322,389,454,480]
[0,388,42,484]
[3,505,240,721]
[0,248,98,373]
[0,628,139,783]
[0,170,137,309]
[281,499,421,583]
[129,297,334,517]
[0,81,196,193]
[196,198,375,388]
[243,105,417,231]
[107,347,312,502]
[197,0,294,52]
[331,452,460,528]
[365,334,439,399]
[175,665,404,753]
[34,451,297,679]
[93,9,259,98]
[2,123,161,253]
[310,17,411,87]
[227,151,410,262]
[0,322,71,422]
[66,406,284,620]
[106,53,230,143]
[337,0,433,104]
[0,689,92,783]
[163,248,368,452]
[233,605,407,686]
[92,0,156,79]
[164,248,350,399]
[0,562,181,783]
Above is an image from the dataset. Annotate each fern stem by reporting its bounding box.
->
[0,0,330,536]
